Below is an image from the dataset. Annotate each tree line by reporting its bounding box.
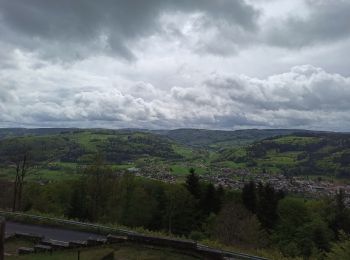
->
[2,158,350,258]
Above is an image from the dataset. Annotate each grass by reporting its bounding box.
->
[0,159,207,182]
[111,164,135,170]
[213,161,245,169]
[0,167,14,179]
[169,164,188,175]
[256,151,301,167]
[208,139,252,149]
[169,164,207,176]
[5,239,35,256]
[230,147,247,157]
[0,161,133,182]
[70,131,111,152]
[274,136,319,145]
[28,169,80,181]
[315,158,337,171]
[0,166,80,182]
[172,144,194,159]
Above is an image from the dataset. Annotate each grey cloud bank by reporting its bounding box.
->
[264,0,350,48]
[2,62,350,131]
[0,0,258,60]
[0,0,350,131]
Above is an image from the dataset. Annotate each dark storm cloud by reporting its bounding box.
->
[265,0,350,48]
[0,0,259,61]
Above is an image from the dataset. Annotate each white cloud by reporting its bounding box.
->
[1,50,350,131]
[1,1,350,130]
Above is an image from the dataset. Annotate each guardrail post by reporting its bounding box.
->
[0,217,4,260]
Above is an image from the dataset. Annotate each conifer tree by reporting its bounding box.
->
[185,168,201,199]
[242,181,257,213]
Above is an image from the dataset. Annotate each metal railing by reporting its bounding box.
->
[0,210,268,260]
[0,210,135,235]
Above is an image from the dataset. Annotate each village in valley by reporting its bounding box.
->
[129,165,350,201]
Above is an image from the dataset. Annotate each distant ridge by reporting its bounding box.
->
[0,127,330,148]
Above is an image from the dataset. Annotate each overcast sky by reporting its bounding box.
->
[1,0,350,131]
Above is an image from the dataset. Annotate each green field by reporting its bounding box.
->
[216,132,350,177]
[1,129,350,181]
[274,135,319,145]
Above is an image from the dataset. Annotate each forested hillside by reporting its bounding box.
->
[155,128,304,148]
[0,128,77,139]
[2,129,350,259]
[218,132,350,178]
[0,130,187,164]
[0,127,304,148]
[2,128,350,181]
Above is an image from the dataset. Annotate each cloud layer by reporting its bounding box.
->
[1,52,350,131]
[0,0,350,130]
[0,0,258,60]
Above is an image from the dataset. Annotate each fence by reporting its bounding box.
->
[0,210,268,260]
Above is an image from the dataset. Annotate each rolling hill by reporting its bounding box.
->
[216,132,350,178]
[0,130,189,164]
[2,128,350,181]
[153,128,307,148]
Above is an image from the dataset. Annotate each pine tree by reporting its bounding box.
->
[67,180,88,220]
[331,189,350,236]
[242,181,257,213]
[214,185,225,213]
[185,168,201,199]
[200,183,217,215]
[256,183,281,230]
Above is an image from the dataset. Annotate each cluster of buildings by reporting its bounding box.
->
[95,164,350,204]
[129,164,350,201]
[129,166,176,183]
[201,168,350,199]
[129,164,347,199]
